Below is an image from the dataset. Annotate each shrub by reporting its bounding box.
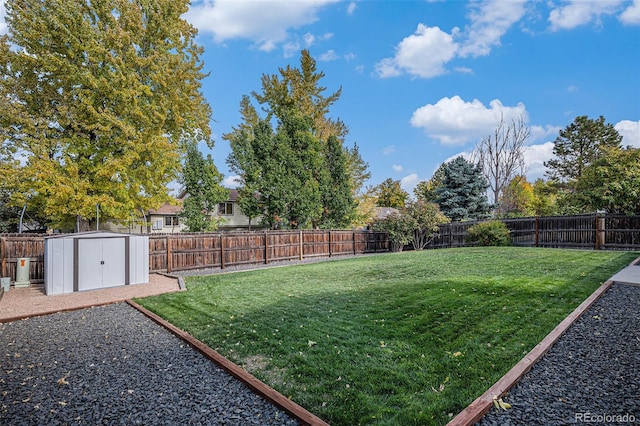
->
[373,212,415,252]
[467,220,511,246]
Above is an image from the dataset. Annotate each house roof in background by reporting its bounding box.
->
[149,202,183,215]
[374,207,400,221]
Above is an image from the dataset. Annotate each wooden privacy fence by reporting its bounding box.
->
[150,230,389,273]
[0,230,389,283]
[428,214,640,251]
[0,235,45,284]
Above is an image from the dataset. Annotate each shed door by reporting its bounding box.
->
[78,238,126,291]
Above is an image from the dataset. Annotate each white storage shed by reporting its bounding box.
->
[44,232,149,295]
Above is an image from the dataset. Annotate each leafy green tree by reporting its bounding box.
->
[434,156,491,222]
[225,51,357,229]
[344,142,371,197]
[318,136,356,228]
[572,147,640,215]
[180,140,228,232]
[497,176,535,218]
[374,178,409,208]
[530,179,560,217]
[372,212,415,252]
[0,0,211,230]
[414,163,446,203]
[405,200,449,250]
[545,115,622,182]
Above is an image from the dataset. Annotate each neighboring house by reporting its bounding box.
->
[103,188,261,234]
[217,189,264,231]
[374,207,400,221]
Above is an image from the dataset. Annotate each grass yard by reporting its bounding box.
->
[136,247,638,425]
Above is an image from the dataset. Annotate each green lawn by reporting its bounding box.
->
[136,247,638,425]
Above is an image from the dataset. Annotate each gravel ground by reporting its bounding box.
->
[0,303,298,425]
[479,283,640,426]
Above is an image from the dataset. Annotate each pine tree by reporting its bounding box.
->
[545,115,622,182]
[434,157,491,221]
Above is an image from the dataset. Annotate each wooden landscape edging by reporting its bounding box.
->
[126,300,330,426]
[447,278,616,426]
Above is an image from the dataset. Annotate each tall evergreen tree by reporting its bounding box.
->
[318,136,356,228]
[434,157,491,221]
[225,51,359,229]
[0,0,212,230]
[545,115,622,182]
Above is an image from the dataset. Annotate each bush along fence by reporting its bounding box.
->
[428,213,640,251]
[0,230,389,284]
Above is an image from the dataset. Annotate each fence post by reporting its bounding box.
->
[166,236,172,273]
[0,237,5,278]
[299,230,304,260]
[449,224,453,248]
[535,217,539,248]
[353,231,356,255]
[264,231,269,264]
[595,214,605,250]
[328,231,332,257]
[220,234,225,269]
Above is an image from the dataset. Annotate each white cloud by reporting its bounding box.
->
[567,84,579,92]
[185,0,339,51]
[530,124,562,144]
[223,175,241,189]
[410,95,528,145]
[615,119,640,147]
[392,164,403,172]
[548,0,624,31]
[347,1,356,15]
[375,24,458,78]
[383,145,396,155]
[319,49,339,61]
[620,0,640,24]
[283,41,301,58]
[458,0,527,57]
[523,142,555,181]
[400,173,420,194]
[375,0,527,79]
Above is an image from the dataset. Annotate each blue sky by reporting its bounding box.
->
[2,0,639,196]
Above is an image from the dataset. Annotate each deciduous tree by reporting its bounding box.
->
[373,178,408,208]
[473,115,529,207]
[414,163,446,203]
[405,200,448,250]
[180,139,228,232]
[573,147,640,215]
[1,0,212,230]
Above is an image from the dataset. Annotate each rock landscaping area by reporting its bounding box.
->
[479,282,639,425]
[0,303,297,425]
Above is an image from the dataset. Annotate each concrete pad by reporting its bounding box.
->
[610,265,640,285]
